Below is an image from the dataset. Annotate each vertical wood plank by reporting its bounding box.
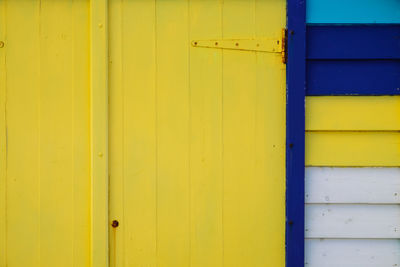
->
[222,1,258,266]
[156,0,190,265]
[3,1,92,266]
[108,0,123,266]
[189,0,223,266]
[72,1,91,266]
[90,0,109,266]
[255,1,286,266]
[286,0,306,265]
[39,2,75,265]
[6,1,41,266]
[0,0,6,265]
[122,0,157,266]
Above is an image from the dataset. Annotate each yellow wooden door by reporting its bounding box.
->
[0,1,92,266]
[108,1,286,267]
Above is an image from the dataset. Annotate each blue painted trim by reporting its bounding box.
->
[307,0,400,24]
[286,0,306,266]
[307,25,400,60]
[307,60,400,96]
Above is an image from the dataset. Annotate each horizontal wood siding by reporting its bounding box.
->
[306,96,400,265]
[305,1,400,265]
[305,167,400,266]
[306,167,400,204]
[306,204,400,238]
[306,96,400,131]
[305,239,400,267]
[306,25,400,96]
[307,25,400,60]
[307,60,400,96]
[306,132,400,167]
[307,0,400,23]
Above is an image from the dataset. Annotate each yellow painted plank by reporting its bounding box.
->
[223,1,258,265]
[90,0,109,266]
[39,2,76,265]
[122,0,157,266]
[189,1,223,266]
[156,0,190,265]
[254,1,286,266]
[4,1,92,266]
[6,1,41,266]
[306,132,400,166]
[108,1,124,267]
[72,1,91,266]
[306,96,400,131]
[0,1,6,266]
[223,0,286,266]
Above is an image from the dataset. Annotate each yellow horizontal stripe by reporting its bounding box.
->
[306,132,400,166]
[306,96,400,131]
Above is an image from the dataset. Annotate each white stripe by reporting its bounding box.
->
[306,167,400,204]
[306,204,400,238]
[305,239,400,267]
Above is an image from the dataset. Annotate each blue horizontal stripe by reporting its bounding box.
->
[307,60,400,95]
[307,25,400,60]
[307,0,400,23]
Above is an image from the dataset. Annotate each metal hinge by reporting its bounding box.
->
[281,28,287,64]
[191,28,287,64]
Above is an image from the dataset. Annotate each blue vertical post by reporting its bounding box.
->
[286,0,306,266]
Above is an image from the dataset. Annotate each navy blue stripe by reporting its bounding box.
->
[286,0,306,266]
[306,24,400,96]
[307,24,400,59]
[307,59,400,95]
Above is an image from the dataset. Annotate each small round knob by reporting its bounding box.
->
[111,220,119,228]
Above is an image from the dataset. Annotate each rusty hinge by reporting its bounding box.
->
[191,28,287,64]
[281,28,287,64]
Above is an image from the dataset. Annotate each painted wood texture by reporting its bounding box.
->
[307,0,400,23]
[0,0,91,266]
[306,167,400,204]
[90,0,109,266]
[306,25,400,96]
[305,19,400,266]
[0,2,6,266]
[306,132,400,167]
[307,25,400,60]
[305,168,400,266]
[305,239,400,267]
[108,0,286,266]
[306,204,400,238]
[286,0,306,266]
[307,60,400,96]
[306,96,400,131]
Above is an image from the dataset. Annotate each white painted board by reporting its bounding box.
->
[305,167,400,204]
[305,204,400,238]
[305,239,400,267]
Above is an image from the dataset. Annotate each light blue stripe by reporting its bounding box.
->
[307,0,400,23]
